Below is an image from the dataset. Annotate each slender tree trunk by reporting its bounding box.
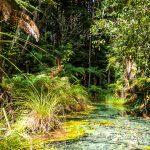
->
[99,77,102,86]
[88,34,92,87]
[88,0,94,88]
[108,69,111,84]
[93,75,97,85]
[83,74,87,86]
[0,18,3,84]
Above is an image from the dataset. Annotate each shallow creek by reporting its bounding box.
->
[54,104,150,150]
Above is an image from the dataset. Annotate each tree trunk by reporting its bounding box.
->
[88,34,92,87]
[123,56,136,98]
[108,69,111,84]
[88,0,94,88]
[0,18,3,84]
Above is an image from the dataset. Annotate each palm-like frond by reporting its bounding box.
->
[0,0,12,21]
[0,0,40,41]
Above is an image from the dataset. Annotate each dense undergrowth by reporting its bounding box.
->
[0,74,91,149]
[0,76,149,149]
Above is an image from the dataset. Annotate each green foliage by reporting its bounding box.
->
[64,64,86,80]
[105,94,126,106]
[96,2,148,66]
[87,67,105,78]
[0,73,91,147]
[14,0,40,12]
[130,78,150,115]
[0,126,56,149]
[88,85,108,101]
[108,81,123,94]
[0,131,30,150]
[91,0,150,114]
[61,43,74,63]
[131,78,150,90]
[92,0,150,79]
[88,85,103,94]
[1,2,149,148]
[11,74,32,89]
[10,74,90,132]
[24,89,60,133]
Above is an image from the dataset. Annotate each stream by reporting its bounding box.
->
[55,104,150,150]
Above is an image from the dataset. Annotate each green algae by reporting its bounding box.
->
[137,145,150,150]
[6,105,104,148]
[0,119,90,149]
[144,146,150,150]
[49,120,90,142]
[47,106,96,143]
[51,106,96,141]
[30,120,90,145]
[91,120,114,127]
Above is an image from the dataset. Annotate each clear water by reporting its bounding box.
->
[55,104,150,150]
